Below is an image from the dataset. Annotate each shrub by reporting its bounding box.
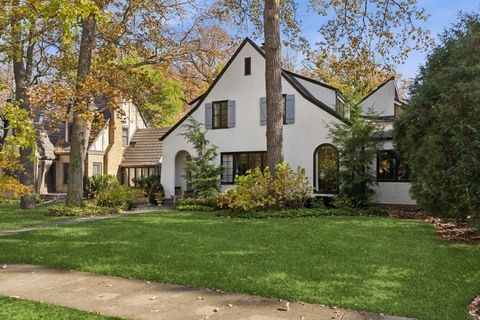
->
[332,195,354,209]
[176,204,215,212]
[132,174,163,205]
[304,196,326,209]
[178,197,217,208]
[47,204,119,217]
[217,162,313,211]
[0,198,19,204]
[215,207,388,219]
[84,175,119,199]
[95,185,142,210]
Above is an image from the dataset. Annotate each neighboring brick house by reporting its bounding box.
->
[34,99,149,194]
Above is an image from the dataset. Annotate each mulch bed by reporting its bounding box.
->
[380,205,480,245]
[470,296,480,320]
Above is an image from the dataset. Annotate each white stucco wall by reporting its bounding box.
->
[161,41,344,198]
[360,79,396,117]
[372,140,416,205]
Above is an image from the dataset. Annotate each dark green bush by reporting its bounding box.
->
[47,204,119,217]
[132,174,163,205]
[84,175,119,199]
[95,185,142,210]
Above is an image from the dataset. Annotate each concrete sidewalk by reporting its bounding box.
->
[0,264,413,320]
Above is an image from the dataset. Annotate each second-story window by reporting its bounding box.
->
[122,127,129,146]
[212,101,228,129]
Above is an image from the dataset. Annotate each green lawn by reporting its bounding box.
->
[0,296,118,319]
[0,204,68,231]
[0,211,479,320]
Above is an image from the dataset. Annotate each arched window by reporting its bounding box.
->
[314,144,339,194]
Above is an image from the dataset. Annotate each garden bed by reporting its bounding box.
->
[380,205,480,244]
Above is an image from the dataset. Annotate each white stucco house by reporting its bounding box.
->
[160,38,415,205]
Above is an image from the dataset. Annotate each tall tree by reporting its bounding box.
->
[66,10,100,207]
[173,25,236,101]
[0,0,69,208]
[263,0,284,172]
[394,12,480,220]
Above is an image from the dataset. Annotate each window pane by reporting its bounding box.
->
[222,154,234,183]
[129,168,135,186]
[142,167,149,177]
[249,153,262,170]
[63,164,69,185]
[122,168,128,185]
[316,145,339,193]
[92,162,102,176]
[212,101,228,129]
[377,150,396,181]
[122,127,129,146]
[221,152,266,183]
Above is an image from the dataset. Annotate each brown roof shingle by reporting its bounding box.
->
[121,127,169,167]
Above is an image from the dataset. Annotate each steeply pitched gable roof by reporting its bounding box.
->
[358,76,398,106]
[160,38,348,141]
[121,127,169,167]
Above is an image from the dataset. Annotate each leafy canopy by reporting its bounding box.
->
[394,12,480,220]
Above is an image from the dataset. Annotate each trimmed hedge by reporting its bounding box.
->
[177,204,215,212]
[47,204,119,217]
[0,199,19,204]
[214,207,388,219]
[178,197,217,208]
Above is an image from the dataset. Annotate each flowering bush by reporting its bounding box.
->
[217,162,313,211]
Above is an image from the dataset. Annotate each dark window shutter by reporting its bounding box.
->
[205,102,212,129]
[260,97,266,125]
[285,94,295,124]
[244,57,251,75]
[228,100,236,128]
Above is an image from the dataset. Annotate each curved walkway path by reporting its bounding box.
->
[0,263,413,320]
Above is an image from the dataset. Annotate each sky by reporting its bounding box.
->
[290,0,480,80]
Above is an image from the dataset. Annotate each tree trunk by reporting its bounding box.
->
[264,0,283,175]
[11,8,35,209]
[66,13,97,207]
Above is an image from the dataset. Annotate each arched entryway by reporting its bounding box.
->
[175,150,191,197]
[313,144,339,194]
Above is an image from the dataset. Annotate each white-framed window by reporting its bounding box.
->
[92,162,103,176]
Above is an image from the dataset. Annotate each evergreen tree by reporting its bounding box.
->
[329,107,382,207]
[181,119,223,198]
[394,13,480,220]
